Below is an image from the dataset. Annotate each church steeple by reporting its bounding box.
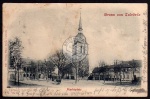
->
[78,9,83,32]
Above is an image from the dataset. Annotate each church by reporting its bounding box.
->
[63,11,89,80]
[72,12,89,80]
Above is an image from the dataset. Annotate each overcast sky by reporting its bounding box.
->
[4,3,147,71]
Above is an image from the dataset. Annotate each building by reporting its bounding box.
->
[21,59,55,80]
[91,60,142,84]
[72,11,89,80]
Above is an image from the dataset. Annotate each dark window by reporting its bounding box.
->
[23,67,26,71]
[27,67,29,72]
[80,46,82,53]
[127,68,129,71]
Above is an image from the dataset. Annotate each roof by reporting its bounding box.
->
[92,60,142,73]
[74,33,87,44]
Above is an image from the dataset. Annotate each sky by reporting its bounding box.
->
[3,3,147,71]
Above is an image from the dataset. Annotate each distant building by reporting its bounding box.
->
[21,59,55,80]
[91,60,142,84]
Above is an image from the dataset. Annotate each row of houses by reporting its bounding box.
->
[8,58,56,81]
[90,60,141,84]
[8,57,89,81]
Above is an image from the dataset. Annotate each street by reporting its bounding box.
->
[9,79,139,88]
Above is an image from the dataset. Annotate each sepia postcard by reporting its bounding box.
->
[2,3,148,97]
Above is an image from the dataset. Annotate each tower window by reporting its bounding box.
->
[80,46,82,53]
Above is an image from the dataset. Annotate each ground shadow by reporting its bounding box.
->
[8,81,44,88]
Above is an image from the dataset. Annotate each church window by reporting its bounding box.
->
[82,46,85,54]
[80,46,82,53]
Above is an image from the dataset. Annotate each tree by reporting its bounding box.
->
[62,63,73,79]
[9,37,23,85]
[30,61,36,80]
[49,50,69,79]
[36,60,41,80]
[114,60,122,84]
[129,59,140,82]
[43,59,55,81]
[78,57,89,79]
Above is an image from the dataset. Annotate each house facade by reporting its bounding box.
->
[92,60,141,83]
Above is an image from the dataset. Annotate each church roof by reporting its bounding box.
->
[78,11,83,31]
[76,33,85,39]
[74,10,87,44]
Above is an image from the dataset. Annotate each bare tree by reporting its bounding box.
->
[36,60,41,80]
[62,63,73,79]
[9,37,23,85]
[30,61,37,80]
[114,60,122,84]
[129,59,140,83]
[98,61,104,81]
[78,58,89,79]
[43,59,55,81]
[101,62,106,83]
[49,50,69,79]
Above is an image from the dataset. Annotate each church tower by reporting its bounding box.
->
[72,10,89,80]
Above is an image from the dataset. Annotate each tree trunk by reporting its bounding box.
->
[18,69,19,86]
[14,66,17,85]
[58,69,62,79]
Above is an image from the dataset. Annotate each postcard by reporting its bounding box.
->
[3,3,148,97]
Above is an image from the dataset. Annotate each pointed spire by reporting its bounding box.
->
[78,8,83,31]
